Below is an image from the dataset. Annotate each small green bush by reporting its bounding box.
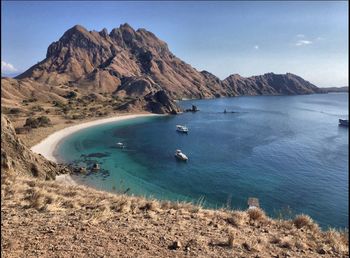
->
[24,116,51,128]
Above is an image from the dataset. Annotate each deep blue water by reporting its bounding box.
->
[56,93,348,229]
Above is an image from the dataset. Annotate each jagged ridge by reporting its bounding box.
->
[16,24,321,105]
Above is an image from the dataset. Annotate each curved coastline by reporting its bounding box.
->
[30,113,161,183]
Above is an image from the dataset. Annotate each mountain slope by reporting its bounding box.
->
[223,73,320,96]
[1,115,68,179]
[16,24,320,103]
[16,24,225,100]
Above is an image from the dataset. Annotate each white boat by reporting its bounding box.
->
[117,142,125,148]
[176,125,188,133]
[175,149,188,161]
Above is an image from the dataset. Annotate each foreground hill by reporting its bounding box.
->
[15,24,320,104]
[1,114,349,257]
[1,115,68,179]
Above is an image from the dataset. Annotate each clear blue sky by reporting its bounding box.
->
[1,1,348,87]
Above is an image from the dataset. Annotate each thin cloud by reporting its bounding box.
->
[295,40,312,46]
[1,61,17,73]
[297,34,305,38]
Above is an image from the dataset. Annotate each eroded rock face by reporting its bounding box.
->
[117,90,181,114]
[1,115,67,180]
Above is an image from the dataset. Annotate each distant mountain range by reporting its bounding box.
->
[319,86,348,93]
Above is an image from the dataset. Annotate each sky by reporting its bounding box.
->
[1,1,348,87]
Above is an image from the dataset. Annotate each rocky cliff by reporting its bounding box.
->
[1,115,67,179]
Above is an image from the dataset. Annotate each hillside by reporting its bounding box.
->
[319,86,348,93]
[14,24,320,105]
[1,114,349,257]
[223,73,320,96]
[1,115,68,179]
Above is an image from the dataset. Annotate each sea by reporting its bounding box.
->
[56,93,349,229]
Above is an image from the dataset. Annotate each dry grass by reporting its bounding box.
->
[1,173,349,258]
[227,211,247,227]
[247,208,266,222]
[293,214,318,231]
[227,230,235,248]
[279,237,292,249]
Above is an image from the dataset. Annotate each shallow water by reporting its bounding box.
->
[57,93,348,229]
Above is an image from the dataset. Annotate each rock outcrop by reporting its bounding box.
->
[117,90,181,114]
[1,115,67,179]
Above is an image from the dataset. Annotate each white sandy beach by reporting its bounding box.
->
[31,113,159,162]
[31,113,159,184]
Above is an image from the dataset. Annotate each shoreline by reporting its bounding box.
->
[31,113,160,162]
[30,113,161,183]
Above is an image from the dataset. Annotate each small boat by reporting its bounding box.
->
[176,125,188,133]
[175,149,188,161]
[339,119,349,127]
[117,142,125,148]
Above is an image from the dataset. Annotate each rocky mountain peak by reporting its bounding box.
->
[15,23,321,113]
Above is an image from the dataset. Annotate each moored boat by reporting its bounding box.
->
[175,149,188,161]
[176,125,189,133]
[117,142,125,148]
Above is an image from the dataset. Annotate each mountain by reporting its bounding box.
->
[223,73,320,96]
[13,24,321,113]
[319,86,348,93]
[16,24,226,100]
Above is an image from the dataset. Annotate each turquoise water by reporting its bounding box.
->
[56,93,348,229]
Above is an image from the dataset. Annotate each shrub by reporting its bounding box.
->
[15,127,32,134]
[65,91,77,99]
[248,208,266,221]
[227,211,246,227]
[72,114,84,120]
[9,108,22,114]
[22,98,38,103]
[31,105,44,112]
[52,101,65,108]
[24,116,51,128]
[293,214,318,231]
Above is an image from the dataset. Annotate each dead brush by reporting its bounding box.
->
[227,211,246,227]
[279,237,293,249]
[270,235,281,245]
[227,230,235,248]
[247,208,266,222]
[89,205,112,224]
[141,200,159,212]
[324,228,349,253]
[115,199,131,213]
[293,214,319,232]
[160,200,172,210]
[28,188,56,211]
[278,220,294,230]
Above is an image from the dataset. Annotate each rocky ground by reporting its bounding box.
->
[1,172,348,258]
